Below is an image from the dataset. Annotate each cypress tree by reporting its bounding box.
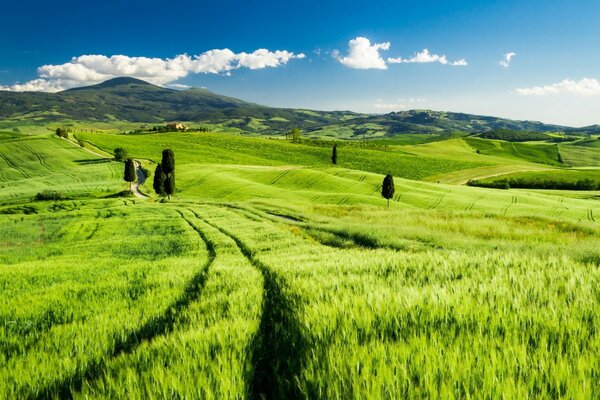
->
[153,163,166,195]
[124,158,136,191]
[161,149,176,200]
[381,174,395,208]
[161,149,175,174]
[164,172,175,200]
[331,144,337,164]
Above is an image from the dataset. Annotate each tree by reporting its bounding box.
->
[153,163,166,195]
[162,149,175,175]
[114,147,128,161]
[164,172,175,199]
[55,127,68,138]
[124,158,136,191]
[381,174,395,208]
[290,128,302,141]
[331,144,337,164]
[161,149,175,199]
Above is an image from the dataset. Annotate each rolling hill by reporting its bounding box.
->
[2,77,599,136]
[1,84,600,398]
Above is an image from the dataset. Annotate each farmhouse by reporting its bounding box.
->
[166,122,188,131]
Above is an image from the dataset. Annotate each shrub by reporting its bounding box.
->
[55,128,68,138]
[34,191,65,201]
[114,147,128,161]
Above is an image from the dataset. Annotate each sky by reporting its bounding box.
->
[1,0,600,126]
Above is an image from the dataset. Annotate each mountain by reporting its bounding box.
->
[1,77,597,136]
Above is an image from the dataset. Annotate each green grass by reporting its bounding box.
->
[559,143,600,167]
[464,137,563,166]
[1,127,600,398]
[0,135,123,203]
[75,131,490,181]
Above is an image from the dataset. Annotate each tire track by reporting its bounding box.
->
[190,208,309,399]
[33,211,215,400]
[428,190,449,210]
[271,169,291,184]
[588,209,595,222]
[0,150,30,178]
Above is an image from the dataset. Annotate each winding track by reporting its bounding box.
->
[189,207,309,399]
[131,161,148,199]
[32,210,215,399]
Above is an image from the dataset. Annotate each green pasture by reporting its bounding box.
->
[1,126,599,398]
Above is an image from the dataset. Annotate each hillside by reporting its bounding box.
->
[1,126,600,398]
[2,77,598,136]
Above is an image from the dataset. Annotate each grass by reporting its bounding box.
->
[0,135,122,203]
[75,130,490,181]
[1,126,600,398]
[464,137,563,166]
[559,143,600,167]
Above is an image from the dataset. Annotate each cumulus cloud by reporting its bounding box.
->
[515,78,600,96]
[387,48,468,66]
[0,48,305,92]
[333,38,467,70]
[334,37,390,69]
[499,52,516,68]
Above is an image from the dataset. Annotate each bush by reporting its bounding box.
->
[114,147,128,161]
[34,190,65,201]
[55,128,68,138]
[468,177,599,191]
[104,190,135,198]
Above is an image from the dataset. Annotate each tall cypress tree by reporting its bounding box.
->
[124,158,136,191]
[331,144,337,164]
[381,174,395,208]
[162,149,175,174]
[164,172,175,200]
[153,163,166,195]
[161,149,175,199]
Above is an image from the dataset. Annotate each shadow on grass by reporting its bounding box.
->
[32,211,216,400]
[74,159,112,164]
[189,209,309,399]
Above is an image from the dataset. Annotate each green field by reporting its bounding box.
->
[1,127,600,398]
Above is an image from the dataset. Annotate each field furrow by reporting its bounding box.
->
[189,207,309,399]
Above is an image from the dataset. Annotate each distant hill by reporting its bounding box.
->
[1,77,598,136]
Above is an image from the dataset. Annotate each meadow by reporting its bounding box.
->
[1,126,599,398]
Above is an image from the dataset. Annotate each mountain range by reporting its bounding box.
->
[1,77,598,136]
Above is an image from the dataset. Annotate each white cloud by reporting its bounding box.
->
[499,52,516,68]
[334,37,390,70]
[0,48,305,92]
[451,59,468,66]
[516,78,600,96]
[387,48,468,66]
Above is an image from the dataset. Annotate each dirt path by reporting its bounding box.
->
[132,162,148,199]
[60,137,111,159]
[60,137,148,199]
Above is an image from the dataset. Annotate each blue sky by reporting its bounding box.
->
[2,0,600,126]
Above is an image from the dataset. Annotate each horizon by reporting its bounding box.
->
[2,0,600,126]
[8,75,596,129]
